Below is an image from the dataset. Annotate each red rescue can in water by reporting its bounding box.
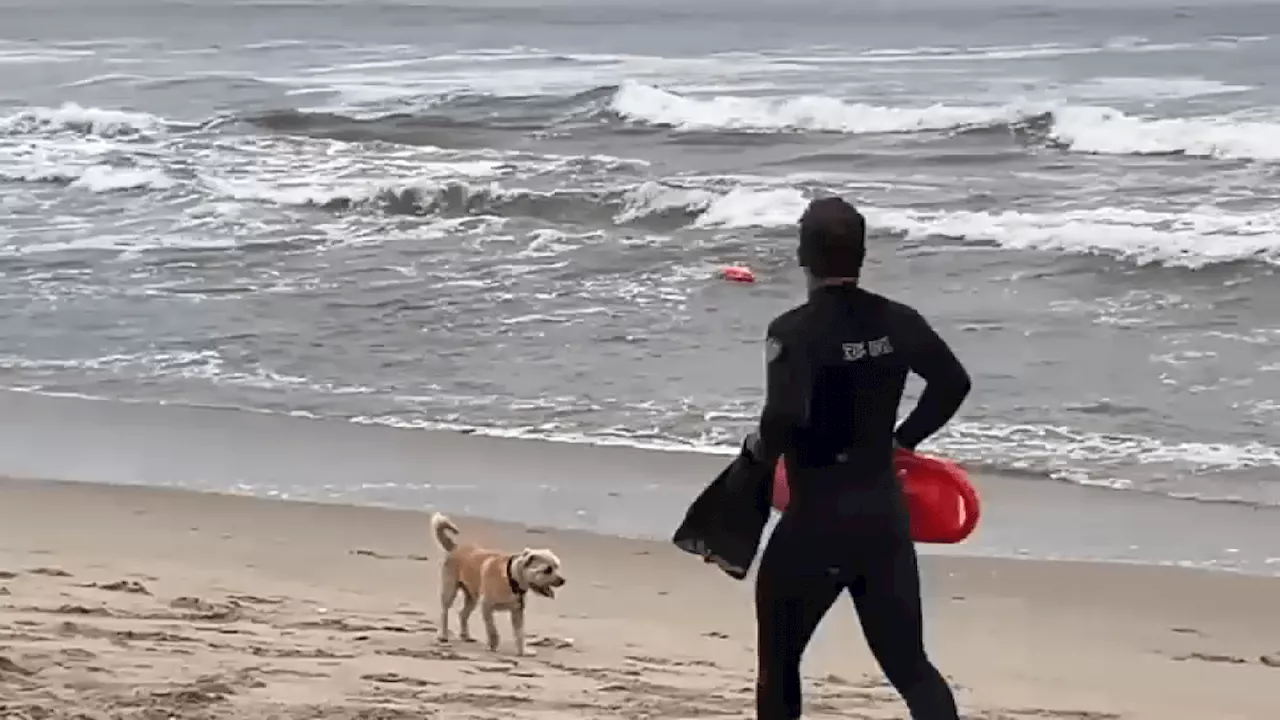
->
[720,266,756,283]
[771,449,981,544]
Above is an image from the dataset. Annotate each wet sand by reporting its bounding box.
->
[1,389,1277,576]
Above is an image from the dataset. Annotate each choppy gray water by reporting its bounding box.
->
[2,0,1279,507]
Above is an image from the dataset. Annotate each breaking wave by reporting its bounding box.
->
[4,98,1280,269]
[9,165,1275,269]
[8,89,1280,164]
[240,84,1280,163]
[176,173,1279,268]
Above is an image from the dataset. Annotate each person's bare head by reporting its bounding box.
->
[797,196,866,289]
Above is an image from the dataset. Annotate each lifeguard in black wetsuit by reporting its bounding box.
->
[753,196,971,720]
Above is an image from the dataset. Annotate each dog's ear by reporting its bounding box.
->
[514,548,535,570]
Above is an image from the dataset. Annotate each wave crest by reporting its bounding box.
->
[0,102,167,138]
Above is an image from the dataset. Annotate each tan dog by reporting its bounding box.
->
[430,512,566,656]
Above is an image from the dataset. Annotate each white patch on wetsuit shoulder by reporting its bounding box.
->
[765,336,783,363]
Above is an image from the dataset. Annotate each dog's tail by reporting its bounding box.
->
[430,512,460,552]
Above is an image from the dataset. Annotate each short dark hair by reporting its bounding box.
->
[797,196,867,278]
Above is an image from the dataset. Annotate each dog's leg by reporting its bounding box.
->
[437,575,460,644]
[511,603,535,657]
[481,600,501,652]
[457,587,477,642]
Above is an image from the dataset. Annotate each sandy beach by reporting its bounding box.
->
[1,476,1277,720]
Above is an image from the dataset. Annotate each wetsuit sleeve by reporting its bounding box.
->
[755,327,807,464]
[894,309,971,451]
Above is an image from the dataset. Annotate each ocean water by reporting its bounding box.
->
[2,0,1279,512]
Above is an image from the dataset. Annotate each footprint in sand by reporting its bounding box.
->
[58,647,98,661]
[0,655,35,676]
[378,647,466,662]
[248,645,354,659]
[1173,652,1249,665]
[350,549,433,562]
[351,549,395,559]
[470,661,541,678]
[83,580,151,595]
[52,604,113,616]
[144,678,241,705]
[228,594,285,605]
[529,636,574,650]
[167,596,243,622]
[362,672,439,687]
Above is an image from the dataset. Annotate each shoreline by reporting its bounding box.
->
[8,384,1279,511]
[2,474,1278,719]
[1,388,1277,577]
[0,473,1262,579]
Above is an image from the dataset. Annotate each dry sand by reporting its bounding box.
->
[1,476,1278,720]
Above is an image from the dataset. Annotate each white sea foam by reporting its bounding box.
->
[610,80,1036,134]
[1062,76,1253,102]
[200,173,1280,269]
[608,83,1280,162]
[1050,106,1280,161]
[872,206,1280,268]
[0,103,166,137]
[3,93,1278,271]
[342,413,1280,506]
[616,181,809,229]
[1,161,174,192]
[616,181,1280,268]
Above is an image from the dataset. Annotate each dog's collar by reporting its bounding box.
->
[505,555,526,597]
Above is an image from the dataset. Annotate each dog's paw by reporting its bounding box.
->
[516,648,538,658]
[459,633,477,643]
[435,633,451,645]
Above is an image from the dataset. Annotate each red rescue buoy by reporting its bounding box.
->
[721,266,756,283]
[771,449,981,544]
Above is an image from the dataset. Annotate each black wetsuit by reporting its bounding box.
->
[754,284,971,720]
